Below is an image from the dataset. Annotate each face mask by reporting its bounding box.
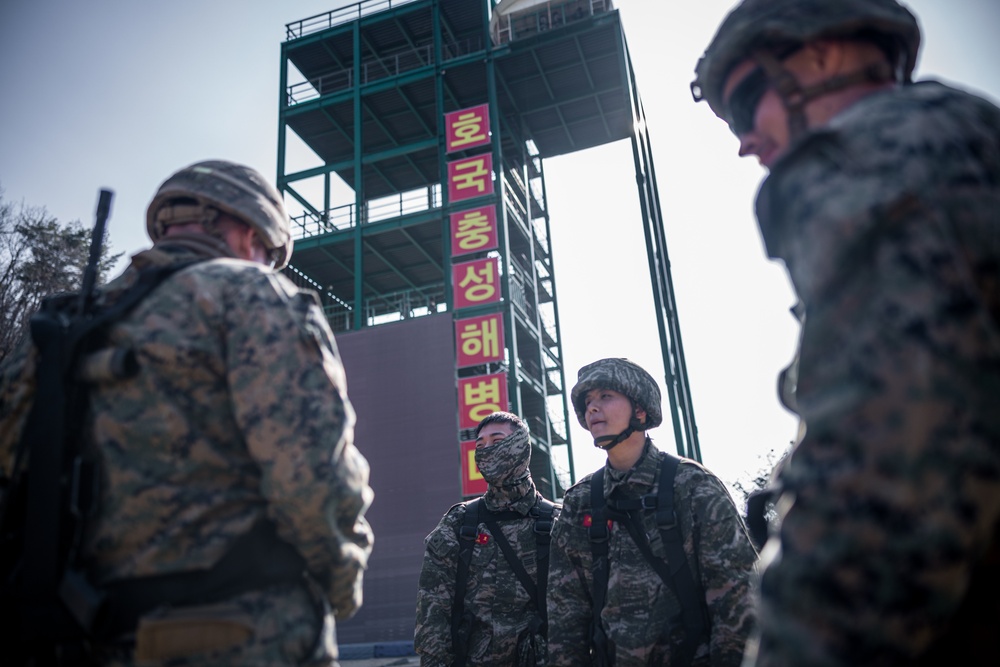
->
[475,427,531,487]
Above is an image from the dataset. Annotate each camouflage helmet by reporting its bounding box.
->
[691,0,921,119]
[146,160,293,269]
[570,358,662,431]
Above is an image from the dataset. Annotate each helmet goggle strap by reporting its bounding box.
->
[751,48,895,141]
[154,200,220,239]
[158,201,280,267]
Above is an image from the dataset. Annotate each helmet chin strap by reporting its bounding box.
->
[593,416,646,451]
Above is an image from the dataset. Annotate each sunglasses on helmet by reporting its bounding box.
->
[725,66,770,136]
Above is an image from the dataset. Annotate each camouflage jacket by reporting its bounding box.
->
[745,81,1000,667]
[546,439,757,667]
[414,483,558,667]
[0,234,374,629]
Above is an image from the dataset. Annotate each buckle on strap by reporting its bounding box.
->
[640,494,658,510]
[458,525,478,540]
[657,509,678,531]
[588,523,610,543]
[534,520,553,535]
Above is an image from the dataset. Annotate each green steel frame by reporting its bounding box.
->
[276,0,701,500]
[277,0,577,497]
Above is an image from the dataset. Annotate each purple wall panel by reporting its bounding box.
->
[333,313,460,644]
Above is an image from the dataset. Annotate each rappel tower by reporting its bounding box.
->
[276,0,697,645]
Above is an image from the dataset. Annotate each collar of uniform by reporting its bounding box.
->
[483,481,538,514]
[604,437,660,498]
[132,233,239,270]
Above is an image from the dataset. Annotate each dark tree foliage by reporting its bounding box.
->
[732,447,790,550]
[0,187,122,364]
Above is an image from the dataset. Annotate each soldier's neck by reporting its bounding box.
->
[605,432,647,471]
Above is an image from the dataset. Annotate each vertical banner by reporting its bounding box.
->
[460,440,488,496]
[445,104,491,153]
[450,205,499,257]
[458,372,509,430]
[455,313,505,368]
[452,257,500,310]
[445,101,504,496]
[447,153,494,204]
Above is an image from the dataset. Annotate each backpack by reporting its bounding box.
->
[587,454,709,667]
[450,496,559,667]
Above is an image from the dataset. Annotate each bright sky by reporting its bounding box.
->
[2,0,998,493]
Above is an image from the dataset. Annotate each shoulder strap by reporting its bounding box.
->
[654,455,708,666]
[531,499,556,627]
[591,457,710,667]
[610,456,706,667]
[451,499,480,667]
[451,496,559,663]
[481,513,538,608]
[587,469,613,665]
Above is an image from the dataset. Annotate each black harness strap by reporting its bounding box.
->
[588,455,709,667]
[588,469,613,666]
[529,499,556,627]
[653,456,708,666]
[482,516,538,606]
[97,519,306,639]
[451,501,480,667]
[451,497,558,666]
[482,499,557,630]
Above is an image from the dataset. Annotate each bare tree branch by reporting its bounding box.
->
[0,186,122,363]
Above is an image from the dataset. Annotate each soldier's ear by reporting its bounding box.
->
[634,406,647,425]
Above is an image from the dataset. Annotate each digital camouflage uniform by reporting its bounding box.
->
[0,162,374,666]
[414,427,558,666]
[693,2,1000,664]
[747,80,1000,667]
[547,439,758,667]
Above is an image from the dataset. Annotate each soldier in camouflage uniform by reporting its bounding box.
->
[693,1,1000,664]
[414,411,560,666]
[547,358,757,666]
[0,160,374,666]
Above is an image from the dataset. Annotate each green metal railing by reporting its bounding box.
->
[286,37,484,105]
[285,0,421,40]
[491,0,613,45]
[289,185,443,240]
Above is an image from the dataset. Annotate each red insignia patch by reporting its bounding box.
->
[476,533,489,545]
[582,514,612,529]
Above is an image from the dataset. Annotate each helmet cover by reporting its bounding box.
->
[146,160,293,268]
[570,358,663,431]
[692,0,921,119]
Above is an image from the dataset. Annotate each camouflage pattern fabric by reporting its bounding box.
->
[474,421,532,493]
[0,233,374,665]
[570,358,663,429]
[547,439,757,666]
[146,160,294,269]
[744,80,1000,666]
[414,428,559,666]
